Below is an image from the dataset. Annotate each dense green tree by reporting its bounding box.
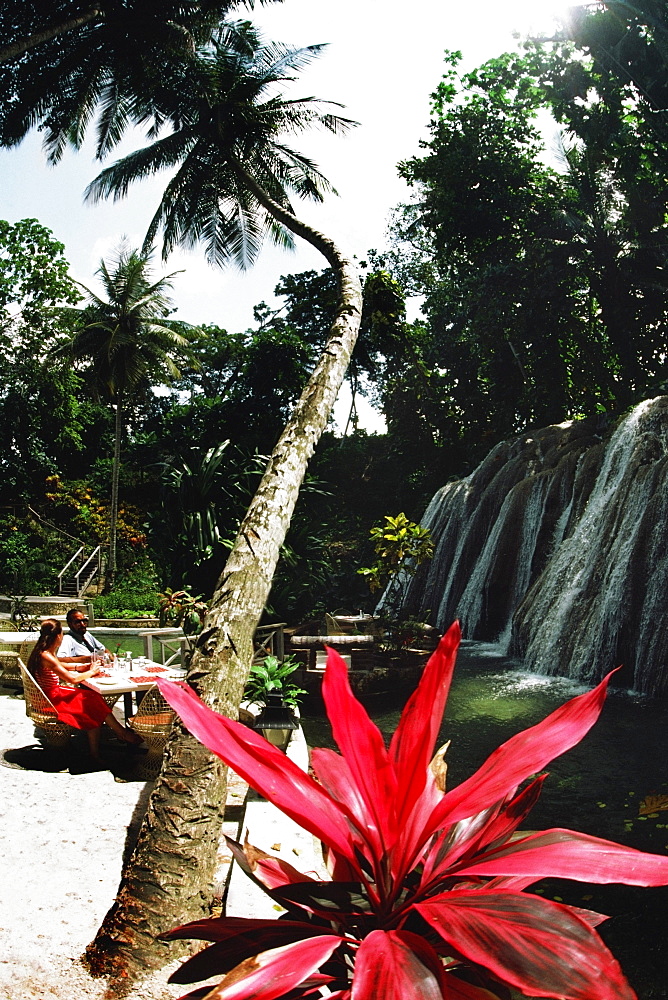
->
[561,0,668,114]
[58,243,192,586]
[0,219,86,501]
[392,52,578,452]
[390,41,668,455]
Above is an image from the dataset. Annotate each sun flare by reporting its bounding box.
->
[503,0,580,34]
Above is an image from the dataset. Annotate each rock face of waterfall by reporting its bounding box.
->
[401,396,668,696]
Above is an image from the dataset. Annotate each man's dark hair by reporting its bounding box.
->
[66,608,82,625]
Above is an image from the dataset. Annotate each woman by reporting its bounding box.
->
[28,618,143,763]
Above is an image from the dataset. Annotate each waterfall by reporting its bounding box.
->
[455,473,549,651]
[402,397,668,696]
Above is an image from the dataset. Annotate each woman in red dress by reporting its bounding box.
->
[28,618,143,763]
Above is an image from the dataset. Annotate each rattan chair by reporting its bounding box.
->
[0,621,22,689]
[2,640,38,690]
[18,659,74,748]
[128,684,175,755]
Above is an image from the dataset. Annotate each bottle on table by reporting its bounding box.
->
[124,650,133,673]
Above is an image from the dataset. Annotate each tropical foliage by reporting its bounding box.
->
[158,622,668,1000]
[383,12,668,466]
[83,20,355,269]
[158,588,208,635]
[57,242,193,584]
[243,654,306,709]
[0,1,281,154]
[358,512,434,595]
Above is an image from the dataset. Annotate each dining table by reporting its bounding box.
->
[83,659,187,720]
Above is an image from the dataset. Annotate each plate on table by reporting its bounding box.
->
[94,677,120,686]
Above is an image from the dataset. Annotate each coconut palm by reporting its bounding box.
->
[64,243,191,586]
[85,21,355,269]
[84,24,362,978]
[0,1,281,159]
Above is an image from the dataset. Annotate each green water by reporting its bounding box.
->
[301,642,668,999]
[93,633,146,658]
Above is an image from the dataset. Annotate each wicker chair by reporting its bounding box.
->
[18,659,74,749]
[128,684,175,756]
[2,640,38,690]
[0,621,22,689]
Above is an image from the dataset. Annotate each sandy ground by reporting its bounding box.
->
[0,683,243,1000]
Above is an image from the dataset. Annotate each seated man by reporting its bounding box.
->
[58,608,112,665]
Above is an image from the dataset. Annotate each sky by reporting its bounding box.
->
[0,0,571,428]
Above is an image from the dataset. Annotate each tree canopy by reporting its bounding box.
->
[385,25,668,462]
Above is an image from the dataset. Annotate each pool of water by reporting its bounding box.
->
[90,630,184,662]
[301,641,668,998]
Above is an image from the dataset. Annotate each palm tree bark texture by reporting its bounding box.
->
[85,200,362,980]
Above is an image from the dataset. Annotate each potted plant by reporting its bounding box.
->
[243,654,306,749]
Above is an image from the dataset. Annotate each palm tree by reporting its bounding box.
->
[0,1,280,158]
[64,243,191,586]
[84,24,362,978]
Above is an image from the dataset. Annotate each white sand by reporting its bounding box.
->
[0,687,208,1000]
[0,681,314,1000]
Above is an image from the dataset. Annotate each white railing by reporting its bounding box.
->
[57,547,85,594]
[74,547,101,597]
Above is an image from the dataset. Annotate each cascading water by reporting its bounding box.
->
[401,397,668,696]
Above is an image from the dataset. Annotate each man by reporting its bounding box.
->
[58,608,112,664]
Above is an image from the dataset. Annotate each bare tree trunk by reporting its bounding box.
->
[85,189,363,981]
[0,8,101,63]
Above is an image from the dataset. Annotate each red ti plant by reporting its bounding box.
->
[157,622,668,1000]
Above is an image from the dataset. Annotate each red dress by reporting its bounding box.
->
[36,663,110,730]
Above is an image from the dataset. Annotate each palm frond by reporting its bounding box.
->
[85,131,196,203]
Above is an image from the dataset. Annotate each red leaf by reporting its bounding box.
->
[310,747,380,856]
[421,776,548,889]
[416,890,636,1000]
[253,856,318,890]
[454,827,668,885]
[480,875,546,892]
[442,975,509,1000]
[321,648,397,856]
[197,934,344,1000]
[350,930,444,1000]
[389,622,460,828]
[420,670,617,846]
[164,917,321,943]
[169,923,331,984]
[157,680,358,866]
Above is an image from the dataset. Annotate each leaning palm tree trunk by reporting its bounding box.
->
[0,8,101,63]
[85,185,362,980]
[107,394,123,589]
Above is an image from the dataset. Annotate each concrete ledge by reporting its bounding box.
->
[225,724,325,918]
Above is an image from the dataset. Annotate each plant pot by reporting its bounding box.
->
[253,693,299,752]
